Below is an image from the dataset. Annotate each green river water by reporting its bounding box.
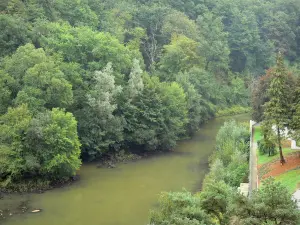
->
[0,114,249,225]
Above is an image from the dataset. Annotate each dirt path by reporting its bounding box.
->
[262,153,300,178]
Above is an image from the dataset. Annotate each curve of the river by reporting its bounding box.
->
[1,114,249,225]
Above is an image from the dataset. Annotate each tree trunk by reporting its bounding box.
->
[277,126,285,164]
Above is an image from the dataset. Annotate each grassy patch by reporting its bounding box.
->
[253,126,262,142]
[254,127,294,165]
[276,169,300,194]
[257,148,294,165]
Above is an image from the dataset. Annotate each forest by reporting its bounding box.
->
[0,0,300,190]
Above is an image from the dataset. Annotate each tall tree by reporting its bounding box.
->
[196,11,230,75]
[291,77,300,142]
[77,63,124,160]
[263,54,291,164]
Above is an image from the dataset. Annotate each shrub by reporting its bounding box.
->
[257,139,277,156]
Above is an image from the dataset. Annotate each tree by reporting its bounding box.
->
[175,72,205,134]
[158,81,188,148]
[133,3,170,69]
[77,63,124,160]
[291,77,300,142]
[34,22,134,73]
[196,11,230,75]
[0,70,14,115]
[0,14,31,58]
[0,105,81,187]
[25,108,81,180]
[162,10,198,42]
[0,44,73,114]
[15,60,73,113]
[159,35,204,79]
[200,181,231,225]
[232,179,300,225]
[122,74,188,151]
[263,54,291,164]
[0,104,32,186]
[149,191,213,225]
[127,59,144,100]
[53,0,98,27]
[251,72,272,122]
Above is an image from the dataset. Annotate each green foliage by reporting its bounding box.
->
[258,139,277,156]
[196,11,230,75]
[4,0,300,190]
[200,121,250,191]
[0,43,73,114]
[149,191,213,225]
[231,178,300,225]
[263,54,292,163]
[0,104,32,186]
[216,105,250,117]
[123,74,188,151]
[200,181,231,225]
[159,35,204,78]
[291,77,300,141]
[0,14,31,58]
[77,63,124,160]
[25,108,81,180]
[215,120,249,166]
[162,10,198,42]
[0,105,81,187]
[53,0,98,27]
[34,22,134,73]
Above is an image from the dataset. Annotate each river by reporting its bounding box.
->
[0,114,249,225]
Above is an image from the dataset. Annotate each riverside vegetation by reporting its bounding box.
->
[0,0,300,195]
[149,121,300,225]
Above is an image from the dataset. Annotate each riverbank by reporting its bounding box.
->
[0,114,250,225]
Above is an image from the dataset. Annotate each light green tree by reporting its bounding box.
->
[77,63,124,160]
[26,108,81,180]
[0,104,32,186]
[127,59,144,100]
[159,35,204,79]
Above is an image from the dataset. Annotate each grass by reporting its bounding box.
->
[253,126,262,142]
[254,126,300,193]
[257,148,295,165]
[275,169,300,194]
[254,126,294,165]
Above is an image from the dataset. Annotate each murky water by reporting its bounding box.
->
[1,114,249,225]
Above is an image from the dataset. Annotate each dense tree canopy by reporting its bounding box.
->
[0,0,299,188]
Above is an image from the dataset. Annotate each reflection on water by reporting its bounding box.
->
[1,114,249,225]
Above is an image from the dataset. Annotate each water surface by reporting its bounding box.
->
[1,114,249,225]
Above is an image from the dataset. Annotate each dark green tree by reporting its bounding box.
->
[263,54,291,164]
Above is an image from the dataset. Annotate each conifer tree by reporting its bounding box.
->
[263,53,290,164]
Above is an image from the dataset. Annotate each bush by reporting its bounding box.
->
[149,191,213,225]
[216,105,251,117]
[257,139,277,156]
